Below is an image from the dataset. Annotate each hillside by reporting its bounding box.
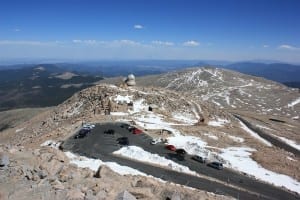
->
[0,107,51,132]
[134,67,300,119]
[0,64,103,111]
[0,83,299,199]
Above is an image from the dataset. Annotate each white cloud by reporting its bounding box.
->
[0,40,55,46]
[72,39,97,44]
[183,40,200,47]
[116,39,141,46]
[72,39,82,43]
[14,28,21,32]
[72,39,141,46]
[152,40,174,46]
[134,24,144,29]
[263,44,269,48]
[278,44,299,50]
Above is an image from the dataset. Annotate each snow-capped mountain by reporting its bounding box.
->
[136,67,300,118]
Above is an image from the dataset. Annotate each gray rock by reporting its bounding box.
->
[95,190,107,200]
[171,192,181,200]
[0,154,9,167]
[51,179,65,190]
[84,190,96,200]
[116,190,136,200]
[38,169,48,179]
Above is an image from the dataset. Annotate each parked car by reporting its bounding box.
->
[176,149,187,156]
[207,162,223,170]
[127,126,135,131]
[74,129,91,139]
[191,155,206,163]
[104,129,115,135]
[150,138,160,145]
[133,128,142,135]
[82,123,95,129]
[117,137,129,145]
[120,123,129,128]
[165,145,176,151]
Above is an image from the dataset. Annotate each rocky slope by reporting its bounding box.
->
[0,84,235,200]
[0,81,299,199]
[135,67,300,119]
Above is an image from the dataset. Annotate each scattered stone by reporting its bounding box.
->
[51,179,65,190]
[84,190,96,200]
[66,188,85,200]
[33,149,41,156]
[38,169,48,179]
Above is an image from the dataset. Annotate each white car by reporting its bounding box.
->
[150,138,161,145]
[83,123,95,129]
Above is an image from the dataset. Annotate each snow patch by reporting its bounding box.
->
[208,118,229,127]
[40,140,61,149]
[227,135,244,143]
[172,112,198,124]
[65,151,146,176]
[110,112,128,116]
[113,146,197,175]
[287,156,296,162]
[256,125,273,131]
[204,133,218,140]
[239,120,272,147]
[292,116,299,120]
[15,127,25,133]
[288,97,300,108]
[276,136,300,151]
[130,99,148,114]
[114,95,132,104]
[220,147,300,194]
[167,135,211,158]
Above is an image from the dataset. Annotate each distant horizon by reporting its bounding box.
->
[1,0,299,63]
[1,58,300,66]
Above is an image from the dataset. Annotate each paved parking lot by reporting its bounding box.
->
[62,122,299,200]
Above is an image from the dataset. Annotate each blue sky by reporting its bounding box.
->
[0,0,300,63]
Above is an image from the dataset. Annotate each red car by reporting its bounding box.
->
[166,145,176,151]
[133,128,143,135]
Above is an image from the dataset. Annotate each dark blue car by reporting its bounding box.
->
[207,162,223,170]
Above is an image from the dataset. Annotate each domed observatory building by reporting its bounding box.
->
[125,74,136,86]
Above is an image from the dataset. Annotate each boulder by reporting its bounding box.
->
[0,153,9,167]
[39,158,64,176]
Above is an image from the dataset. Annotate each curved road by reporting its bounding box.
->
[62,122,299,200]
[234,114,300,157]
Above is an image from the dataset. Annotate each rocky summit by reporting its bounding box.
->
[0,67,300,200]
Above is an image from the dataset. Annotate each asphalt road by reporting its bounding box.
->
[234,115,300,157]
[62,122,299,200]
